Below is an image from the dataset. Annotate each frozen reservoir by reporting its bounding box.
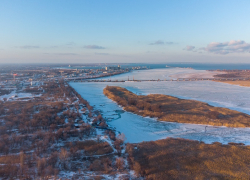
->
[69,68,250,144]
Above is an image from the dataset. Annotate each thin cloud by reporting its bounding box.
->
[49,46,58,48]
[19,45,40,49]
[66,42,75,46]
[145,51,164,54]
[95,53,110,55]
[56,53,79,56]
[44,53,79,56]
[48,42,75,49]
[149,40,174,45]
[84,45,105,49]
[165,41,174,45]
[183,45,195,51]
[201,40,250,55]
[149,40,165,45]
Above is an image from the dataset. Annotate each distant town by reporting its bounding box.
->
[0,64,149,97]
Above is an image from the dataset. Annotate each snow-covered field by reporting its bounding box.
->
[0,90,41,101]
[70,68,250,145]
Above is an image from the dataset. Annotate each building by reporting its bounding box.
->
[105,65,121,71]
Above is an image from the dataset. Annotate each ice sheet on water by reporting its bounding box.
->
[69,68,250,144]
[98,68,221,81]
[70,82,250,145]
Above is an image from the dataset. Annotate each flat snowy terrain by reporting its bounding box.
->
[0,91,41,101]
[70,68,250,144]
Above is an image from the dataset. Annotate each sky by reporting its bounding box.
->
[1,0,250,64]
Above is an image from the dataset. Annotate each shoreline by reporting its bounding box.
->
[169,70,225,79]
[213,80,250,87]
[103,86,250,128]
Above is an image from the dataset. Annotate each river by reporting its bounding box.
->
[69,68,250,144]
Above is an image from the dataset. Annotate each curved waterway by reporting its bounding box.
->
[70,80,250,145]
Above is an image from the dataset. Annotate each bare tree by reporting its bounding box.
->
[20,151,25,174]
[116,157,124,170]
[59,148,69,170]
[117,133,126,143]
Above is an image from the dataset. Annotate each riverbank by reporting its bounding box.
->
[103,86,250,127]
[214,80,250,87]
[169,70,225,79]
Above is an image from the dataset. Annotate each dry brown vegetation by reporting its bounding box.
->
[0,81,125,179]
[213,69,250,79]
[214,80,250,87]
[67,140,113,156]
[126,138,250,180]
[213,70,250,87]
[103,86,250,127]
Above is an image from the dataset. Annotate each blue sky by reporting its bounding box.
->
[1,0,250,63]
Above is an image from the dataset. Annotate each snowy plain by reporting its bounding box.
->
[70,68,250,145]
[0,90,41,101]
